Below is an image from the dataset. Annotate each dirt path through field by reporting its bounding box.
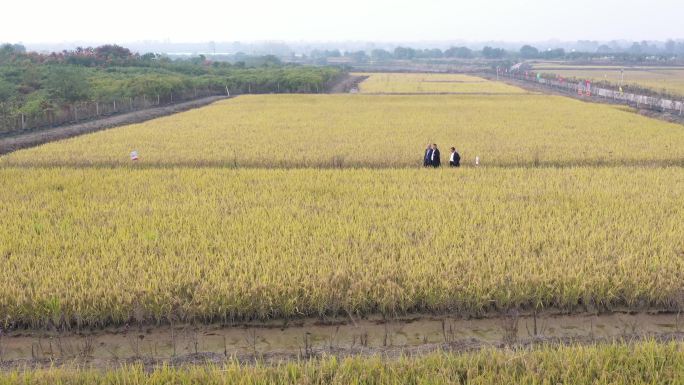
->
[328,74,369,93]
[2,311,681,369]
[0,95,229,155]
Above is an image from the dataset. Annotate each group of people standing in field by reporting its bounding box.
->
[423,143,460,168]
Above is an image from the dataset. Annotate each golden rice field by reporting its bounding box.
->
[2,341,682,384]
[535,67,684,97]
[355,72,527,94]
[3,94,684,168]
[1,167,683,327]
[1,72,683,331]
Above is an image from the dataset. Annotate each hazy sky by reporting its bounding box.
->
[4,0,683,43]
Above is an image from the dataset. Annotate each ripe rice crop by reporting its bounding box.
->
[3,94,683,168]
[1,340,683,384]
[1,167,682,327]
[355,72,528,94]
[535,67,684,97]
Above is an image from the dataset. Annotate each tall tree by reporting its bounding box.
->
[519,45,539,59]
[45,66,89,104]
[482,46,505,59]
[0,78,16,102]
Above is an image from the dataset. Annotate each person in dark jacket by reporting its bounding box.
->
[423,144,433,167]
[431,144,441,167]
[449,147,461,167]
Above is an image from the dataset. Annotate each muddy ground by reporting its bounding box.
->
[1,311,682,370]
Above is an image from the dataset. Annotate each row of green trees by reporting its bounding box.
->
[321,46,536,62]
[317,45,683,64]
[0,44,341,134]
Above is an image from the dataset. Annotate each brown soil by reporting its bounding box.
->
[1,311,682,370]
[328,74,369,93]
[0,95,229,156]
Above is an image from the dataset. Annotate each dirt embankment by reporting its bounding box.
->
[328,74,369,93]
[1,311,682,370]
[0,96,229,156]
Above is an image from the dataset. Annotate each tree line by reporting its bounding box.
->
[0,44,341,134]
[310,44,684,64]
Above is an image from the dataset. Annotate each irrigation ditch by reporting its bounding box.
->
[1,311,683,370]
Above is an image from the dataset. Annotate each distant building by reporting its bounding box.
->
[510,62,532,72]
[326,57,355,65]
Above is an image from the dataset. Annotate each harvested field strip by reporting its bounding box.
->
[1,167,683,327]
